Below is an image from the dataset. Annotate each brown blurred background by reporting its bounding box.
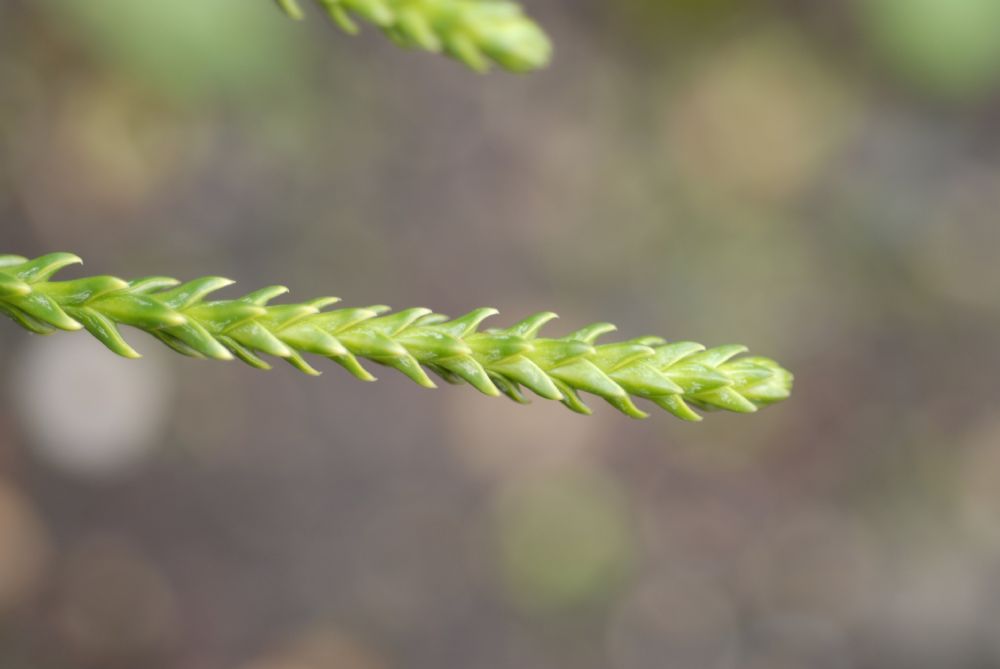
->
[2,0,1000,667]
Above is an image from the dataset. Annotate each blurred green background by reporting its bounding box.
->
[2,1,1000,667]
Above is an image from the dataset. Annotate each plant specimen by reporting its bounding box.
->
[273,0,552,72]
[0,253,792,421]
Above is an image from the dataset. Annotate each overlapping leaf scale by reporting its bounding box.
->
[276,0,551,72]
[0,253,792,420]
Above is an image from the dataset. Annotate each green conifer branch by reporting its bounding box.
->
[0,253,792,421]
[274,0,551,72]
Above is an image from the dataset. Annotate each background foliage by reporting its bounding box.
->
[2,1,1000,668]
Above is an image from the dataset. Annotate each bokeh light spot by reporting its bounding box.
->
[666,29,858,206]
[12,335,173,478]
[857,0,1000,99]
[37,0,305,101]
[495,465,634,615]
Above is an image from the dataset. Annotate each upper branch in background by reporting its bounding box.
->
[274,0,551,72]
[0,253,792,421]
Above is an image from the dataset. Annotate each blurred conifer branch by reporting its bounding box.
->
[0,253,792,421]
[274,0,551,72]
